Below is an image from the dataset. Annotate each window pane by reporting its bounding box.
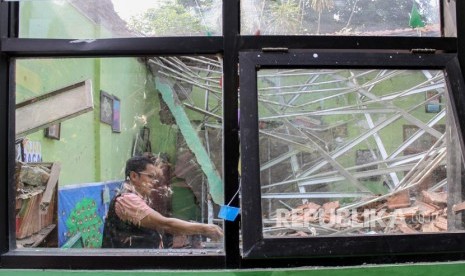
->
[258,68,465,237]
[15,0,222,38]
[14,56,224,252]
[242,0,441,36]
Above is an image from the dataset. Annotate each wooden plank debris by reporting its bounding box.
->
[387,190,410,209]
[266,188,453,237]
[40,163,61,212]
[452,201,465,213]
[397,206,419,218]
[17,224,56,248]
[422,191,447,205]
[16,80,93,136]
[16,163,57,242]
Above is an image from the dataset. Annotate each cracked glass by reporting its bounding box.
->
[14,56,224,252]
[258,68,465,237]
[241,0,441,36]
[11,0,222,39]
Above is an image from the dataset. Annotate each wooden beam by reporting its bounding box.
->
[40,163,60,212]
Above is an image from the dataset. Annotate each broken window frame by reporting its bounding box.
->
[239,50,465,259]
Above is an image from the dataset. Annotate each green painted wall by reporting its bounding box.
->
[14,0,197,224]
[171,185,201,220]
[16,58,99,185]
[16,0,155,185]
[16,56,151,185]
[19,1,114,39]
[97,58,155,181]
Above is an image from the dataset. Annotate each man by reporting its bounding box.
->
[102,155,223,248]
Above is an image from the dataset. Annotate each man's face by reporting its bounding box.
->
[132,164,160,196]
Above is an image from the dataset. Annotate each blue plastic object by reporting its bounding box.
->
[218,205,240,221]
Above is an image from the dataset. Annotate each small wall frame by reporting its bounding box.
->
[44,123,61,140]
[112,96,121,133]
[100,91,114,125]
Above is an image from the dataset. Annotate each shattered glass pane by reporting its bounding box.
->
[242,0,441,36]
[14,0,222,39]
[14,56,224,252]
[258,69,465,237]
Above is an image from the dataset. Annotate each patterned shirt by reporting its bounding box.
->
[114,182,152,226]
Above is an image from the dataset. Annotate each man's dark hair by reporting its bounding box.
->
[125,156,155,178]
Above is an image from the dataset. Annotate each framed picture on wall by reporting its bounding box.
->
[44,123,61,140]
[100,91,113,125]
[112,96,121,133]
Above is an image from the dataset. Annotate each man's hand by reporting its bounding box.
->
[202,224,223,241]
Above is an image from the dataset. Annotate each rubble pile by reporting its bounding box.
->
[15,162,57,243]
[267,189,463,237]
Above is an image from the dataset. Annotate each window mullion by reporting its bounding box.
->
[222,0,241,269]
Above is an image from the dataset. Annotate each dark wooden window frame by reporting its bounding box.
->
[239,50,465,259]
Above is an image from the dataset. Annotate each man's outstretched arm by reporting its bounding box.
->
[140,208,223,241]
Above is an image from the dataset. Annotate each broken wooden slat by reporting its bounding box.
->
[387,190,410,209]
[422,190,447,205]
[16,80,93,136]
[452,201,465,213]
[40,162,60,212]
[434,216,448,230]
[17,224,56,248]
[16,162,57,241]
[17,194,40,239]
